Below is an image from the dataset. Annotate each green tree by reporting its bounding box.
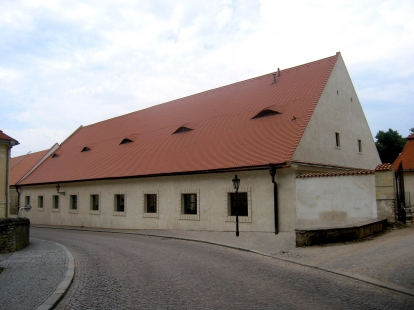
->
[375,129,406,164]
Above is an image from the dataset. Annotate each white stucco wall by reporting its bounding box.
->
[0,145,7,218]
[292,54,381,170]
[19,169,298,232]
[295,174,377,229]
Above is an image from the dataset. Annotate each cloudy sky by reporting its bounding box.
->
[1,0,413,157]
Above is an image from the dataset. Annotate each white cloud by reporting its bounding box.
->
[1,0,413,155]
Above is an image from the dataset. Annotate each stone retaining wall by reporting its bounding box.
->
[295,218,387,247]
[0,218,30,254]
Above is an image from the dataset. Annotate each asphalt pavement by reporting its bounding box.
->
[0,223,413,309]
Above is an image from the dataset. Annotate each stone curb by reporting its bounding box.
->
[33,239,75,310]
[33,225,414,298]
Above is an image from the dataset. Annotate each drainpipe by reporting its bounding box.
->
[16,185,20,216]
[269,164,278,235]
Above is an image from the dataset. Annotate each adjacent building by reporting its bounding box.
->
[0,131,19,217]
[393,133,414,207]
[14,53,382,232]
[9,145,59,215]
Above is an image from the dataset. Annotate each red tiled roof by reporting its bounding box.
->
[375,163,393,171]
[19,53,340,185]
[297,170,374,178]
[10,150,50,185]
[0,130,18,144]
[393,134,414,170]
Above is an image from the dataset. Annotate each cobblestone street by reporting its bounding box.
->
[32,228,414,310]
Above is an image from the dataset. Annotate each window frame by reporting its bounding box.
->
[37,195,44,210]
[183,194,197,215]
[24,195,30,207]
[52,195,60,212]
[228,192,249,217]
[225,187,252,223]
[179,189,200,221]
[335,132,341,148]
[143,190,159,218]
[89,193,100,215]
[113,191,126,216]
[69,194,79,214]
[358,139,362,153]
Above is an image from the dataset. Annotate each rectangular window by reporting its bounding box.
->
[182,194,197,214]
[70,195,78,210]
[335,132,340,147]
[90,194,99,211]
[145,194,157,213]
[25,196,30,206]
[228,192,248,216]
[52,195,59,209]
[114,194,125,212]
[358,139,362,153]
[38,196,43,209]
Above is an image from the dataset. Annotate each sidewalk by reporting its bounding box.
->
[0,238,74,310]
[1,224,413,310]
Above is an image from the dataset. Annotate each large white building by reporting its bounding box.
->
[14,53,381,232]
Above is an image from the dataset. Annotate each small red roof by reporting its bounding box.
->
[297,170,374,178]
[375,163,393,171]
[393,134,414,171]
[0,130,18,144]
[19,53,340,185]
[10,150,50,185]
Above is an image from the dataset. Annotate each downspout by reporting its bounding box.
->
[269,164,279,234]
[16,185,20,216]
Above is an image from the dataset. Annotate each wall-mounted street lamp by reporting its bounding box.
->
[17,204,31,217]
[232,174,240,237]
[56,183,65,195]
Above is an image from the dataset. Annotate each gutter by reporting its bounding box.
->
[18,163,287,187]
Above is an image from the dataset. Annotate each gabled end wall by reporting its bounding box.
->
[292,54,381,169]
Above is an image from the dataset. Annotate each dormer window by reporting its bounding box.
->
[52,154,59,158]
[251,109,280,119]
[120,138,133,145]
[173,126,193,134]
[81,147,91,152]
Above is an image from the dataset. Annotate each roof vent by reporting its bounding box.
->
[120,138,133,145]
[52,154,59,158]
[81,147,91,152]
[252,109,280,119]
[271,68,280,84]
[173,126,193,134]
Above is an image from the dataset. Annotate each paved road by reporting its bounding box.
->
[32,228,414,310]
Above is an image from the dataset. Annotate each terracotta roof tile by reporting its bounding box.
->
[375,163,393,171]
[0,130,18,143]
[10,150,50,185]
[297,170,374,178]
[19,53,340,185]
[393,134,414,170]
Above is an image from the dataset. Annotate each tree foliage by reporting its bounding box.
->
[375,129,406,164]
